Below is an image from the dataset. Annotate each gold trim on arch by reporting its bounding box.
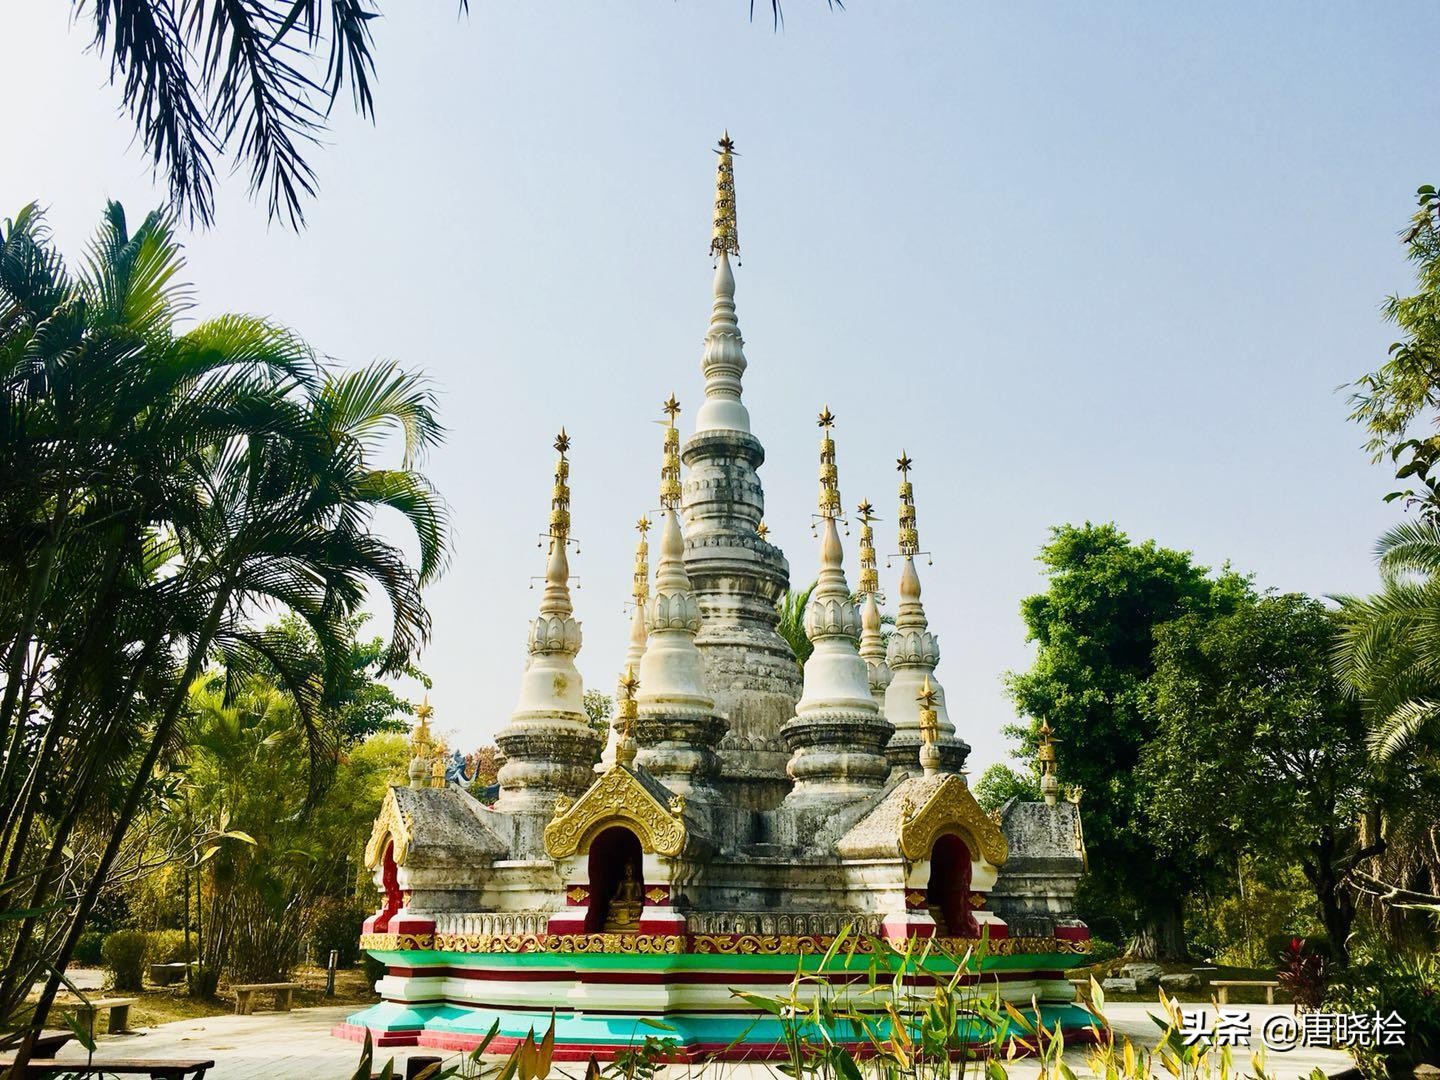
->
[544,767,685,859]
[899,775,1009,866]
[364,788,414,869]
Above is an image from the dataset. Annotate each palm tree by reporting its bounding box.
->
[0,202,449,1064]
[775,582,817,669]
[55,2,809,228]
[1334,519,1440,759]
[1333,518,1440,922]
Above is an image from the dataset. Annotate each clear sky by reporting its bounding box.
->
[3,2,1431,773]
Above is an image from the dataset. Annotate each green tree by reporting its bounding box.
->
[973,763,1040,814]
[0,202,447,1063]
[1349,185,1440,518]
[583,689,614,750]
[1005,522,1251,960]
[181,673,407,986]
[1139,594,1373,963]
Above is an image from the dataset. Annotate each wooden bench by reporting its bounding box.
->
[0,1031,74,1057]
[231,981,302,1015]
[1211,979,1280,1004]
[56,996,138,1037]
[0,1056,213,1078]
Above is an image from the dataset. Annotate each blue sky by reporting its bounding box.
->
[2,2,1431,772]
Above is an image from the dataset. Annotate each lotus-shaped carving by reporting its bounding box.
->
[804,595,860,640]
[886,627,939,666]
[649,590,701,632]
[529,614,582,654]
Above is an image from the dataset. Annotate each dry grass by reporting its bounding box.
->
[43,964,381,1032]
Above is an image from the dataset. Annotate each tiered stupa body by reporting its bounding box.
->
[343,138,1092,1062]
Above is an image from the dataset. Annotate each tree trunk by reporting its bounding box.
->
[1130,897,1187,960]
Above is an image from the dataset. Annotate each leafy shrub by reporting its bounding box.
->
[1084,937,1122,965]
[73,931,104,967]
[309,897,365,967]
[1275,937,1327,1008]
[146,929,194,965]
[101,930,149,991]
[1326,945,1440,1079]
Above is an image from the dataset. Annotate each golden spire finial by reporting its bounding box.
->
[757,520,769,541]
[917,676,941,777]
[411,694,435,770]
[817,407,842,519]
[917,676,939,745]
[896,450,920,557]
[1038,718,1060,805]
[710,133,740,259]
[616,665,641,766]
[549,429,572,544]
[857,499,880,597]
[659,395,683,510]
[632,515,651,606]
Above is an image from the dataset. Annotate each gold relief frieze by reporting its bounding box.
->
[428,933,685,955]
[360,931,433,951]
[359,929,1087,959]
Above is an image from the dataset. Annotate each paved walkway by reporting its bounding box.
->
[52,1003,1353,1080]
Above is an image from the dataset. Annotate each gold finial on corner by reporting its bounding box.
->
[659,395,683,510]
[816,407,842,520]
[710,132,740,260]
[857,499,881,597]
[411,694,435,758]
[917,676,939,747]
[757,520,770,541]
[1038,718,1061,805]
[616,665,641,766]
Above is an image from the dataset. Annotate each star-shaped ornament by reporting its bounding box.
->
[896,451,914,476]
[554,429,571,455]
[817,406,836,429]
[662,394,682,422]
[857,500,877,522]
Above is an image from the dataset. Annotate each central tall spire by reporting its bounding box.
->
[695,134,750,436]
[681,134,800,812]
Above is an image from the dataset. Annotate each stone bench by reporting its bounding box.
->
[1210,979,1280,1005]
[57,996,137,1037]
[0,1056,213,1078]
[231,981,302,1015]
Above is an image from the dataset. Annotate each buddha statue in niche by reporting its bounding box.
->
[603,861,644,932]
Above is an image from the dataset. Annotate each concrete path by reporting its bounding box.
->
[52,1003,1354,1080]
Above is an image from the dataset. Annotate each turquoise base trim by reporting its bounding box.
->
[343,1002,1100,1055]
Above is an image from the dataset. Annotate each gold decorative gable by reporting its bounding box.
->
[899,775,1009,866]
[544,767,686,859]
[364,788,414,869]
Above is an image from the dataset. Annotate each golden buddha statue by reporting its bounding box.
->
[603,862,644,932]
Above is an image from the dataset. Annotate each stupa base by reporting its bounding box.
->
[334,935,1097,1062]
